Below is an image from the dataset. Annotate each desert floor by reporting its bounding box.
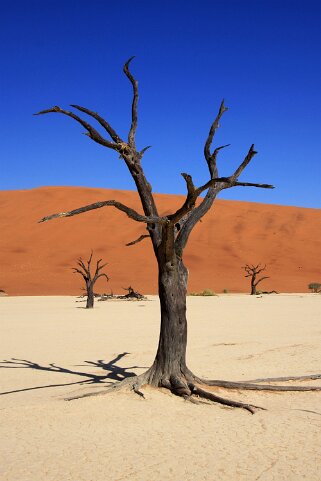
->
[1,294,321,481]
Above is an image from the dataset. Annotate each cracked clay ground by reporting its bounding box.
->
[1,294,321,481]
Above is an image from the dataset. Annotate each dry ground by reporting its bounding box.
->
[1,294,321,481]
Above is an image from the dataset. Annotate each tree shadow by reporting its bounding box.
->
[0,352,145,396]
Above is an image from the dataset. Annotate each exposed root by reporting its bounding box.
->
[163,375,263,413]
[132,382,145,398]
[245,374,321,383]
[65,372,148,401]
[189,383,265,414]
[63,366,321,414]
[195,377,321,392]
[169,375,192,399]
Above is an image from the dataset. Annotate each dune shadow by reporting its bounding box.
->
[0,352,146,396]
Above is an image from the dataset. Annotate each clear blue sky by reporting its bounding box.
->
[1,0,320,207]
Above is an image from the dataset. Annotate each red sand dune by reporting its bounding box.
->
[0,186,320,295]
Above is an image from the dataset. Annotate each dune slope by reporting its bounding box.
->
[0,186,320,295]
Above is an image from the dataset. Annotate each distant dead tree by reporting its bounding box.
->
[243,264,269,295]
[308,282,321,293]
[120,286,145,300]
[72,252,109,308]
[36,58,321,412]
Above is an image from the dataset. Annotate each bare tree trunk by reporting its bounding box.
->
[251,279,257,295]
[147,257,189,387]
[86,283,94,309]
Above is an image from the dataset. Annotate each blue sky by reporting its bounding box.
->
[1,0,320,207]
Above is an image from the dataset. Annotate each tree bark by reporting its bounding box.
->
[147,256,189,387]
[251,279,257,295]
[86,283,94,309]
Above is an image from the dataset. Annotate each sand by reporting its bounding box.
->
[1,186,321,296]
[1,294,321,481]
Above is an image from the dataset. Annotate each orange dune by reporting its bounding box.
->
[0,186,320,295]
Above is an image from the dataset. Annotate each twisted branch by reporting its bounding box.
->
[126,234,150,246]
[39,200,166,224]
[169,173,273,225]
[231,144,258,180]
[34,106,118,150]
[123,56,138,147]
[70,104,123,144]
[204,100,228,169]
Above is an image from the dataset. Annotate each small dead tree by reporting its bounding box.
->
[120,286,145,300]
[36,59,321,413]
[308,282,321,293]
[72,252,109,308]
[243,264,269,295]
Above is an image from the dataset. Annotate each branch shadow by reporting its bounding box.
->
[0,352,146,396]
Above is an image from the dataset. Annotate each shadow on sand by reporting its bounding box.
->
[0,352,146,396]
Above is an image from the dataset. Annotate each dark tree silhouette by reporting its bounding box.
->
[120,286,145,300]
[73,252,109,308]
[308,282,321,293]
[243,264,269,295]
[35,59,321,413]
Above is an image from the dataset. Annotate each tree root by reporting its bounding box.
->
[188,383,265,414]
[132,382,145,398]
[65,372,148,401]
[194,376,321,391]
[244,373,321,383]
[64,368,321,414]
[163,376,264,413]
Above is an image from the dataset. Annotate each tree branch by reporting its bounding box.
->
[181,173,196,197]
[94,272,109,283]
[255,276,270,286]
[123,57,138,148]
[93,259,107,279]
[33,106,118,150]
[231,144,258,180]
[72,267,87,278]
[38,200,166,224]
[125,234,150,246]
[70,104,123,144]
[169,174,273,226]
[77,258,88,274]
[232,181,274,189]
[140,145,151,157]
[197,178,274,195]
[204,100,228,166]
[174,102,272,256]
[87,251,93,269]
[175,145,273,254]
[208,144,231,178]
[169,175,227,224]
[255,264,267,275]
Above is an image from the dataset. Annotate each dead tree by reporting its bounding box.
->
[36,59,321,413]
[72,252,109,308]
[243,264,269,295]
[308,282,321,293]
[120,286,145,300]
